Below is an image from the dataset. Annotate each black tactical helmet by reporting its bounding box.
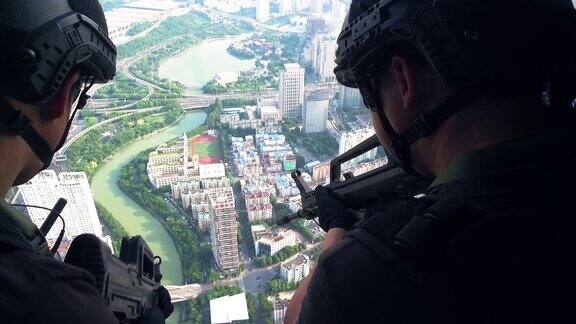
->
[335,0,576,174]
[0,0,117,171]
[0,0,117,104]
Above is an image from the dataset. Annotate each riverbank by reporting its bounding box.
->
[67,102,184,178]
[117,151,212,283]
[90,111,207,287]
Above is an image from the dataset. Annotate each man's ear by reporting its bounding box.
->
[389,56,419,112]
[44,70,80,120]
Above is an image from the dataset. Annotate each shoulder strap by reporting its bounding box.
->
[0,200,42,253]
[347,227,398,264]
[347,197,480,282]
[393,197,476,258]
[0,199,35,249]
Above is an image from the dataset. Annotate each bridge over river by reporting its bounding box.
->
[165,272,245,303]
[166,284,213,303]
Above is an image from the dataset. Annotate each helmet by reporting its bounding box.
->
[0,0,116,171]
[0,0,116,104]
[335,0,576,174]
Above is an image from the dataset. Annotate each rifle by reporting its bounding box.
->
[65,233,165,323]
[277,135,429,225]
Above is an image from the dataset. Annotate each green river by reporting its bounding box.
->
[90,112,206,323]
[91,111,206,286]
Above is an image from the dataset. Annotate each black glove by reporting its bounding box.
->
[136,286,173,324]
[314,186,355,232]
[137,309,166,324]
[156,286,174,319]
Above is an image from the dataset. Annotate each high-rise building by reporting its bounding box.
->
[207,187,239,271]
[256,0,269,22]
[311,161,331,184]
[310,0,325,13]
[330,0,347,21]
[278,63,305,119]
[17,171,105,242]
[273,299,290,324]
[280,254,310,283]
[302,43,315,63]
[303,89,330,133]
[279,0,293,15]
[313,34,337,83]
[340,85,365,110]
[339,128,377,167]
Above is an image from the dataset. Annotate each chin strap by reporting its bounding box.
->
[52,82,93,153]
[0,82,93,171]
[0,99,54,169]
[400,84,491,147]
[375,82,490,177]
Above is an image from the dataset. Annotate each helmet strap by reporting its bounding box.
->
[0,82,93,172]
[374,82,489,177]
[52,81,93,153]
[400,83,490,147]
[0,99,54,170]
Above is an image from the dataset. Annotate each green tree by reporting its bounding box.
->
[95,202,129,255]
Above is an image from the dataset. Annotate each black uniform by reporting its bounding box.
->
[299,129,576,323]
[0,203,118,324]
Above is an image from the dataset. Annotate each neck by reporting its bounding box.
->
[0,135,38,197]
[415,95,541,178]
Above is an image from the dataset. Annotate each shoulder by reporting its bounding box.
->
[300,199,430,323]
[0,248,117,324]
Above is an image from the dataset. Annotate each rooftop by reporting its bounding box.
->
[260,105,279,113]
[284,62,303,71]
[209,292,249,324]
[251,224,267,232]
[281,254,309,270]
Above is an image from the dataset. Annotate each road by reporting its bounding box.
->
[166,241,321,303]
[197,6,290,32]
[240,264,278,294]
[94,105,163,115]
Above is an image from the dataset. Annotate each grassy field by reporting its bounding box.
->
[190,134,223,163]
[194,142,221,158]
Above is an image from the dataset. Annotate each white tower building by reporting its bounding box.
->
[278,63,305,119]
[207,187,239,271]
[310,0,325,13]
[303,89,330,133]
[340,85,364,109]
[18,171,104,242]
[256,0,270,22]
[338,128,377,167]
[313,34,337,83]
